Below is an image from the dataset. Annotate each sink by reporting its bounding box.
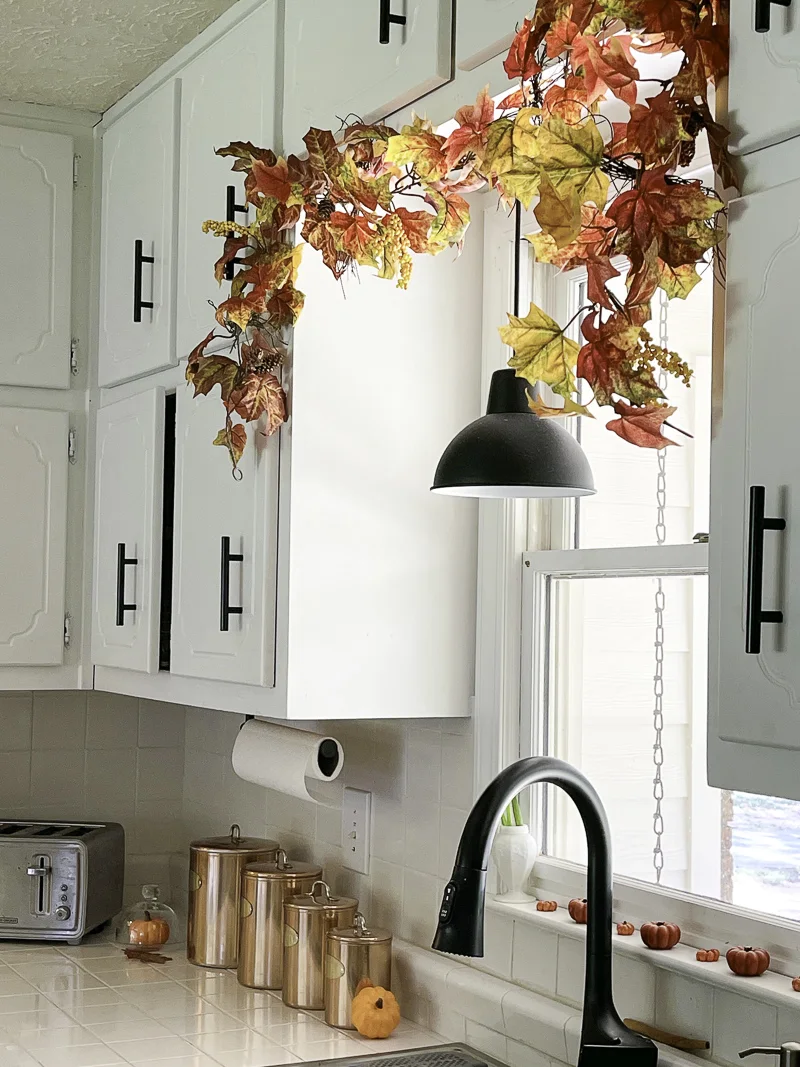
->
[292,1044,497,1067]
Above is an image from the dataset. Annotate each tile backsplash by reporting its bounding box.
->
[0,691,185,905]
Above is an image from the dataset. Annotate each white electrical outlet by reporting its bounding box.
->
[342,787,371,874]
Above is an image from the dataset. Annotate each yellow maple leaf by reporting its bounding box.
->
[534,173,582,249]
[499,302,579,399]
[534,116,609,211]
[528,393,593,418]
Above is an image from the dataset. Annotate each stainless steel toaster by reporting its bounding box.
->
[0,821,124,943]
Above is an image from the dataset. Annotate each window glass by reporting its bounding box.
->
[540,572,800,920]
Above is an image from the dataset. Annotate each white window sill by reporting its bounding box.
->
[488,894,800,1012]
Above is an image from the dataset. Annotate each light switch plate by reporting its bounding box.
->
[342,787,371,875]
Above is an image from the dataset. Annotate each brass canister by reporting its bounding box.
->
[238,850,322,990]
[282,879,357,1009]
[187,824,279,968]
[325,913,392,1028]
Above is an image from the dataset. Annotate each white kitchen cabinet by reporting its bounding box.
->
[0,408,69,666]
[283,0,452,153]
[170,386,278,685]
[92,390,164,673]
[0,126,73,389]
[708,174,800,800]
[455,0,533,71]
[98,81,179,387]
[730,0,800,156]
[176,1,279,363]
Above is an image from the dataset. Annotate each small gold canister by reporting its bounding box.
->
[238,851,323,990]
[187,824,279,968]
[325,913,392,1028]
[282,880,357,1009]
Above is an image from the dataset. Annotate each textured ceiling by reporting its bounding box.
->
[0,0,240,113]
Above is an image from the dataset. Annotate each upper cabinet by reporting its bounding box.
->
[708,174,800,801]
[0,407,69,666]
[282,0,453,153]
[455,0,532,71]
[98,81,179,387]
[93,390,165,673]
[729,1,800,156]
[0,127,73,390]
[176,1,279,363]
[170,386,278,686]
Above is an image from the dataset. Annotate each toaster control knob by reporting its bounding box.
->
[55,905,70,921]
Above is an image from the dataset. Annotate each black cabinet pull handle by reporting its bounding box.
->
[133,240,155,322]
[224,185,249,281]
[745,485,786,654]
[115,542,138,627]
[379,0,407,43]
[755,0,791,33]
[220,536,244,631]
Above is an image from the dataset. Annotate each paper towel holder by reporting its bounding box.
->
[237,717,342,779]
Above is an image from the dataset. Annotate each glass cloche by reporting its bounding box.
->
[114,884,177,947]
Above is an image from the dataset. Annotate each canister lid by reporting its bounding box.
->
[284,878,357,913]
[244,849,322,880]
[328,912,392,945]
[190,823,280,855]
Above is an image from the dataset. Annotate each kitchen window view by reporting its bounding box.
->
[524,260,800,921]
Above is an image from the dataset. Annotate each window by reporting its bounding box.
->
[476,197,800,949]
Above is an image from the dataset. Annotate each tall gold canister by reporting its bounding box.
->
[238,851,322,990]
[187,824,279,968]
[282,880,357,1009]
[325,913,392,1028]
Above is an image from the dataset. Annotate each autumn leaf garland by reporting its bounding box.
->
[189,0,733,471]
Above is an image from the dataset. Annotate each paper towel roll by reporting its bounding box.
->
[231,719,344,800]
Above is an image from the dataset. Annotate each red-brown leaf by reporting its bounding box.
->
[504,17,543,80]
[606,400,677,449]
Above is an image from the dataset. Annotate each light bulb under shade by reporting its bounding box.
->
[431,370,596,500]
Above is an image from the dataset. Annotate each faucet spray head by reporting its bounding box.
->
[432,866,486,957]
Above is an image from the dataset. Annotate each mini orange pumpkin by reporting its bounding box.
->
[536,900,557,912]
[726,946,770,977]
[568,898,588,924]
[351,985,401,1038]
[616,921,635,936]
[640,921,681,950]
[696,948,720,962]
[792,977,800,993]
[128,910,170,947]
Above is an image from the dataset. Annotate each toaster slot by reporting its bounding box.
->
[27,855,51,916]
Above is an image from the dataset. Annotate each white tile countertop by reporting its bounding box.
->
[0,935,445,1067]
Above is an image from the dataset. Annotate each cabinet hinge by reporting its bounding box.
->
[63,613,72,649]
[72,154,80,187]
[68,428,77,464]
[70,337,78,375]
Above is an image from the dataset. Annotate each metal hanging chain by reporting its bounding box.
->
[652,289,669,885]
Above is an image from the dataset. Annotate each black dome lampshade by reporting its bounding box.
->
[431,369,596,499]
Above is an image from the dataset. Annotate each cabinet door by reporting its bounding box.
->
[170,388,278,685]
[730,3,800,155]
[708,175,800,800]
[455,0,533,70]
[176,2,278,362]
[98,82,179,387]
[0,128,73,389]
[283,0,452,153]
[93,390,164,672]
[0,408,68,665]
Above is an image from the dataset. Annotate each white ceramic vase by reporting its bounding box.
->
[492,824,539,901]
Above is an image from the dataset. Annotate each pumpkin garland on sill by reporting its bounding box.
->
[188,0,733,474]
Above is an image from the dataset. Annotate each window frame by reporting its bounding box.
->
[472,199,800,975]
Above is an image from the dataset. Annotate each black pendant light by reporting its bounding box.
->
[431,203,595,499]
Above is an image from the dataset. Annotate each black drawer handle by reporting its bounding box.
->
[115,542,138,626]
[745,486,786,654]
[220,536,244,632]
[379,0,406,43]
[755,0,791,32]
[224,185,249,282]
[133,240,155,323]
